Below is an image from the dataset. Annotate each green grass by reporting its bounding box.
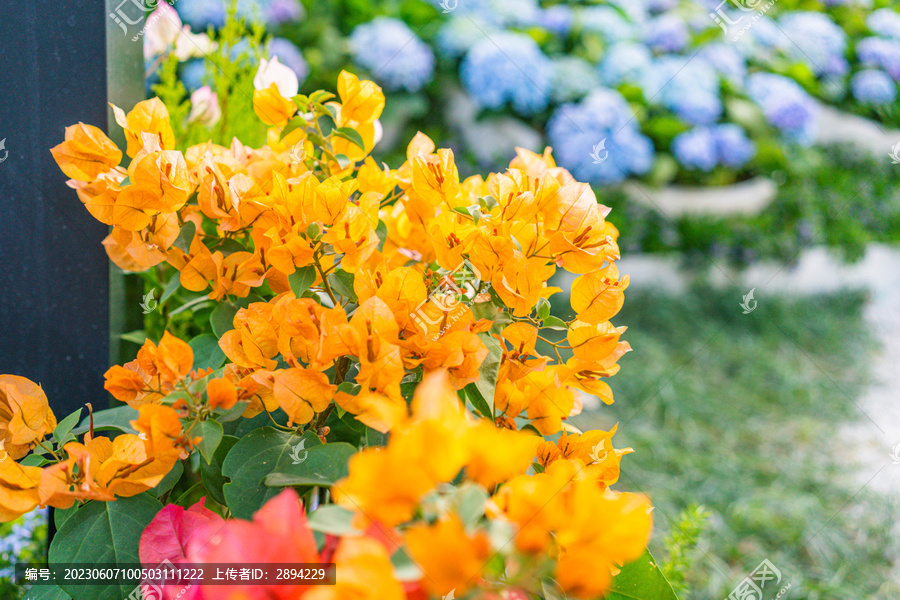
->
[570,286,897,600]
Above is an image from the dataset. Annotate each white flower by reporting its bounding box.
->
[173,27,217,62]
[143,2,182,58]
[187,86,222,128]
[372,119,383,147]
[253,57,300,98]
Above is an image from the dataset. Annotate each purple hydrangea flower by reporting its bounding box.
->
[672,127,718,171]
[867,9,900,40]
[777,12,848,77]
[856,37,900,80]
[645,14,690,53]
[712,123,755,167]
[641,56,722,125]
[747,72,818,145]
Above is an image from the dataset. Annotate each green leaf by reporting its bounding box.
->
[216,401,250,422]
[289,265,318,297]
[365,427,387,448]
[536,297,551,321]
[172,221,196,254]
[189,333,227,370]
[72,405,138,435]
[327,270,356,302]
[332,127,365,150]
[210,302,240,338]
[263,442,357,488]
[464,383,492,420]
[24,582,71,600]
[375,220,388,252]
[54,504,79,530]
[20,454,50,466]
[49,494,163,600]
[148,459,183,497]
[607,550,679,600]
[473,333,503,410]
[119,329,147,344]
[160,271,182,304]
[306,223,321,240]
[449,482,489,530]
[200,435,240,506]
[308,90,335,104]
[222,428,322,519]
[279,116,306,141]
[196,420,224,464]
[452,206,472,218]
[307,505,361,536]
[53,409,82,447]
[542,315,569,330]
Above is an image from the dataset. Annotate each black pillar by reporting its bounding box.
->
[0,0,144,418]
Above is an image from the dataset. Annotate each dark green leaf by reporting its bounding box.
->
[608,550,679,600]
[190,333,227,370]
[24,581,71,600]
[210,302,240,338]
[332,127,365,150]
[263,442,357,488]
[49,494,163,600]
[196,420,224,464]
[375,220,388,251]
[148,460,183,498]
[222,428,322,519]
[464,383,493,420]
[327,270,356,302]
[20,454,49,467]
[200,435,240,506]
[172,221,196,254]
[289,265,318,297]
[365,427,387,448]
[54,505,79,530]
[72,405,138,436]
[216,401,249,422]
[160,271,182,304]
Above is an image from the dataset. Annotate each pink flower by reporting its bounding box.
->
[188,87,222,128]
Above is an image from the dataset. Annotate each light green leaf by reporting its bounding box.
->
[607,550,679,600]
[196,420,224,464]
[542,315,569,330]
[53,409,82,446]
[308,505,361,536]
[332,126,365,150]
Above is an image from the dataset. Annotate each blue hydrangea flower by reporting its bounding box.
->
[851,69,898,105]
[538,5,575,36]
[856,37,900,80]
[551,57,600,103]
[867,9,900,40]
[672,127,718,171]
[747,72,818,145]
[268,37,308,84]
[579,6,638,44]
[262,0,304,25]
[437,16,495,58]
[424,0,538,27]
[460,32,552,115]
[712,124,755,167]
[180,58,208,92]
[350,17,435,92]
[176,0,226,30]
[641,56,722,125]
[698,43,747,85]
[599,42,653,87]
[547,88,655,185]
[777,12,848,77]
[645,14,689,53]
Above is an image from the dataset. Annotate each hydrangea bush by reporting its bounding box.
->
[159,0,900,188]
[4,55,680,598]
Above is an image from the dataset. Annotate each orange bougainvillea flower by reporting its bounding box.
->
[130,404,193,459]
[104,332,194,407]
[111,98,176,158]
[206,377,238,410]
[305,537,405,600]
[336,70,385,126]
[253,84,298,127]
[0,375,57,460]
[272,367,335,426]
[464,423,541,490]
[405,515,491,598]
[50,123,122,181]
[0,461,42,522]
[570,263,630,324]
